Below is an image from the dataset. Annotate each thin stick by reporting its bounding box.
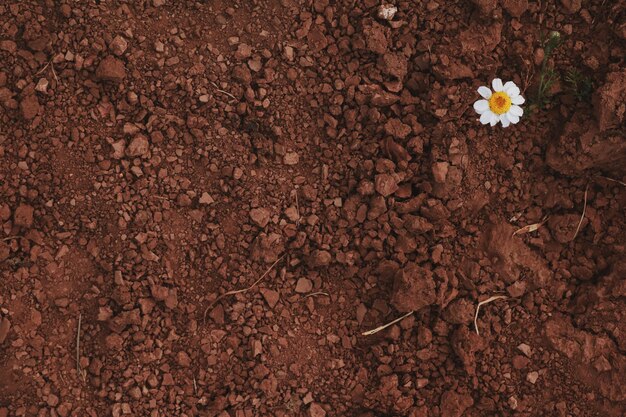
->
[1,236,19,241]
[210,82,237,100]
[596,175,626,187]
[571,184,589,241]
[361,311,414,336]
[203,255,285,324]
[294,189,301,227]
[474,295,508,335]
[193,377,197,394]
[76,313,82,379]
[36,61,51,75]
[303,291,329,299]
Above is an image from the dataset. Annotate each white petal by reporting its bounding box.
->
[503,81,516,92]
[500,114,511,128]
[480,111,493,125]
[490,113,498,126]
[508,114,520,124]
[505,84,520,98]
[512,95,525,105]
[509,105,523,117]
[492,78,503,92]
[477,86,492,99]
[473,99,489,114]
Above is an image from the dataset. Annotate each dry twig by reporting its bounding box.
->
[361,311,414,336]
[474,295,508,335]
[210,82,237,100]
[76,313,84,381]
[571,184,589,241]
[596,175,626,187]
[303,291,330,299]
[203,255,285,324]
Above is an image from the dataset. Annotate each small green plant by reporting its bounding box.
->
[535,31,563,108]
[565,69,593,101]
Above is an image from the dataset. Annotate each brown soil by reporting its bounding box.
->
[1,1,625,416]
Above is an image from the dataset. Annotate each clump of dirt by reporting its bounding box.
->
[0,0,624,416]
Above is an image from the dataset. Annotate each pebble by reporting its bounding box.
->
[527,371,539,384]
[295,278,313,293]
[249,207,271,227]
[517,343,532,357]
[309,403,326,417]
[378,4,398,20]
[96,55,126,82]
[432,162,449,183]
[14,204,34,228]
[374,174,399,197]
[127,134,150,158]
[260,288,280,308]
[283,152,299,165]
[110,35,128,56]
[20,95,41,120]
[199,192,215,205]
[0,318,11,344]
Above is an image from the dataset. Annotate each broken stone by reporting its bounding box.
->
[96,56,126,82]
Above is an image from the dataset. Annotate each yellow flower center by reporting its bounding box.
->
[488,91,512,115]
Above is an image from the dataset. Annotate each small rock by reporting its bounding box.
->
[105,333,124,351]
[432,162,449,183]
[153,0,166,6]
[526,371,539,384]
[14,204,34,228]
[96,56,126,82]
[283,152,299,165]
[126,134,150,158]
[508,396,518,410]
[308,403,326,417]
[363,21,388,54]
[111,139,126,159]
[0,242,9,261]
[517,343,532,357]
[0,318,11,344]
[375,173,399,197]
[500,0,528,17]
[20,95,41,120]
[235,43,253,60]
[443,298,474,325]
[260,288,280,308]
[308,250,331,268]
[377,4,398,20]
[384,118,411,139]
[35,78,49,93]
[295,278,313,293]
[199,192,214,205]
[391,263,436,312]
[507,280,527,297]
[440,390,474,417]
[176,351,191,367]
[110,36,128,56]
[559,0,581,14]
[250,207,271,227]
[379,53,408,80]
[471,0,497,14]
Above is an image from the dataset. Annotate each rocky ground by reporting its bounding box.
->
[1,0,625,416]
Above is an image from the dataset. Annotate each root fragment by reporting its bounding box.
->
[513,216,549,236]
[474,295,508,336]
[571,184,589,241]
[203,255,285,324]
[361,311,414,336]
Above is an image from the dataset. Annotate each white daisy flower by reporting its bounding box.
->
[473,78,525,128]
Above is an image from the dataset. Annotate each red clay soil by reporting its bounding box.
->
[1,1,625,416]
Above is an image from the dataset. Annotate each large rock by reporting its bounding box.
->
[390,263,436,313]
[96,55,126,82]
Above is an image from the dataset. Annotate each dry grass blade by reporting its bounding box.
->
[474,295,508,335]
[76,313,84,381]
[361,311,414,336]
[512,216,549,236]
[203,254,285,324]
[597,175,626,187]
[571,184,589,241]
[303,291,330,299]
